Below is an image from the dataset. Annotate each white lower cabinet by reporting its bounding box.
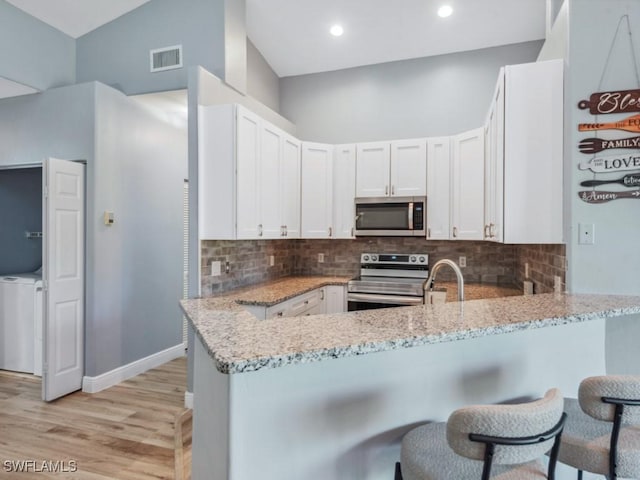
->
[244,286,346,320]
[301,143,334,238]
[325,285,347,314]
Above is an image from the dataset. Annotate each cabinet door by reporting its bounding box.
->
[301,142,334,238]
[325,286,346,314]
[391,139,427,196]
[333,144,356,238]
[281,135,301,238]
[503,59,563,244]
[484,71,505,243]
[236,106,261,239]
[426,137,451,240]
[356,142,390,197]
[451,128,485,240]
[260,122,283,239]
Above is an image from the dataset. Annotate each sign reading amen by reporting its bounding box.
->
[578,88,640,115]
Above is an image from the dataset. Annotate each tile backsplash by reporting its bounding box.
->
[201,238,566,296]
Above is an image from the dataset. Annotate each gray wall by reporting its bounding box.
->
[247,39,280,112]
[76,0,225,95]
[86,83,187,376]
[0,0,75,91]
[280,41,543,143]
[0,167,42,274]
[0,82,187,377]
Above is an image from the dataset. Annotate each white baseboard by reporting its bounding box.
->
[184,391,193,409]
[82,344,185,394]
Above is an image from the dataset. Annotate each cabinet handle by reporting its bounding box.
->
[258,224,263,237]
[276,311,284,317]
[391,185,395,195]
[351,227,354,238]
[427,227,431,238]
[484,225,490,238]
[385,185,389,196]
[329,226,333,237]
[453,226,458,238]
[490,223,496,238]
[320,289,325,300]
[285,226,288,237]
[304,300,309,305]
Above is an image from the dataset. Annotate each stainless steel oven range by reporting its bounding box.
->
[347,253,429,311]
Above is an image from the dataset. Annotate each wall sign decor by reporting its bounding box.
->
[578,112,640,133]
[579,135,640,153]
[579,190,640,203]
[578,88,640,114]
[578,153,640,172]
[580,173,640,187]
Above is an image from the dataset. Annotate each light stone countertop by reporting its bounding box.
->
[181,276,640,375]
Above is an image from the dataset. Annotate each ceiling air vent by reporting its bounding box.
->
[150,45,183,73]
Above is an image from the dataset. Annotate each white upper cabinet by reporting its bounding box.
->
[333,144,357,238]
[301,142,334,238]
[426,137,451,240]
[451,127,485,241]
[356,140,427,198]
[502,59,563,244]
[281,135,301,238]
[356,142,390,197]
[484,69,505,243]
[482,59,563,244]
[236,106,262,239]
[390,139,427,197]
[198,104,300,240]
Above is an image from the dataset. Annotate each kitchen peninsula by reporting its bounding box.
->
[181,278,640,480]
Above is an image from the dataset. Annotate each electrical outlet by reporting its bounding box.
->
[211,261,221,276]
[554,276,562,293]
[525,262,530,279]
[459,256,466,268]
[269,255,275,267]
[318,253,325,263]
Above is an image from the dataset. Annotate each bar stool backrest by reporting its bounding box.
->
[446,389,564,465]
[578,375,640,424]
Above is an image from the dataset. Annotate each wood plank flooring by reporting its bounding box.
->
[0,357,189,479]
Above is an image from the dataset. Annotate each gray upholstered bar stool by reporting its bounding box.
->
[557,375,640,480]
[396,389,566,480]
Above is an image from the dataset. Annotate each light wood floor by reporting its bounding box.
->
[0,357,189,479]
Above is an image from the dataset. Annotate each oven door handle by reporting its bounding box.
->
[347,292,424,306]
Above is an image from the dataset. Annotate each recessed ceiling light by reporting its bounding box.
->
[330,24,344,37]
[438,5,453,18]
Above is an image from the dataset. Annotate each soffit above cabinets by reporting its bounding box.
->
[246,0,546,77]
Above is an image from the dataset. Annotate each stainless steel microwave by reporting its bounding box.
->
[354,196,426,237]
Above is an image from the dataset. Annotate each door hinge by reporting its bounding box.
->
[43,186,49,198]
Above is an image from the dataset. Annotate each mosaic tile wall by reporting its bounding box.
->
[200,238,568,296]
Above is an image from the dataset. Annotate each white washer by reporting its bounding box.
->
[0,273,42,374]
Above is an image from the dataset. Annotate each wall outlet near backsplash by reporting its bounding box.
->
[317,253,325,263]
[459,256,466,268]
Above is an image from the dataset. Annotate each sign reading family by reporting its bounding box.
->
[578,88,640,114]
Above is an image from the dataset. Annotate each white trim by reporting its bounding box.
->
[82,344,185,393]
[184,391,194,409]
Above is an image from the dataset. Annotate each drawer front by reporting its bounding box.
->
[288,289,323,317]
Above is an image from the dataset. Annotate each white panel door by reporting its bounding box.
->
[426,137,451,240]
[333,144,356,238]
[259,122,283,239]
[281,135,301,238]
[452,128,485,240]
[355,142,390,197]
[390,139,427,196]
[301,143,333,238]
[42,158,85,402]
[236,106,261,239]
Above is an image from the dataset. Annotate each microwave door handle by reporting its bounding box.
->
[408,202,414,230]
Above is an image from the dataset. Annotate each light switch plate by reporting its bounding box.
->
[578,223,595,245]
[211,261,221,276]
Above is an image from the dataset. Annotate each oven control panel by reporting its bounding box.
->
[360,253,428,265]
